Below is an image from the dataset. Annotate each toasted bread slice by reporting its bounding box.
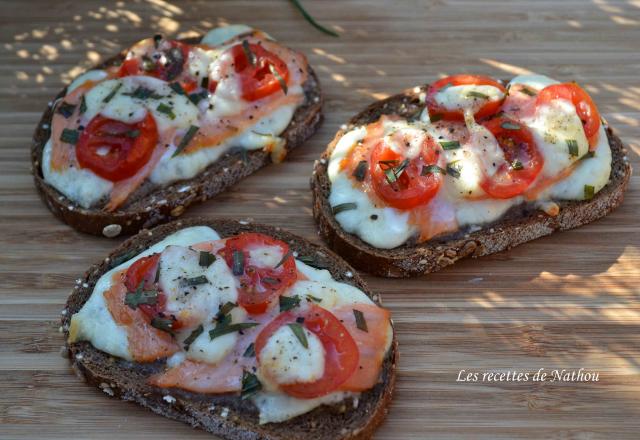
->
[311,84,631,277]
[32,36,323,237]
[61,218,397,439]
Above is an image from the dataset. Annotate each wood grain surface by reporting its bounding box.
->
[1,1,639,439]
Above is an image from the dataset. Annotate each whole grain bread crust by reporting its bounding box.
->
[33,35,323,237]
[311,84,632,277]
[61,218,397,440]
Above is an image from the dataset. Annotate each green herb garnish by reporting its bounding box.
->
[183,324,204,350]
[198,251,216,267]
[352,160,368,182]
[287,322,308,348]
[520,86,537,96]
[103,83,122,103]
[79,95,87,114]
[446,161,462,179]
[156,103,176,120]
[279,295,301,312]
[439,140,461,150]
[124,281,158,310]
[580,151,595,161]
[188,90,208,105]
[169,82,185,95]
[274,249,293,270]
[201,76,209,89]
[172,125,199,157]
[126,129,140,138]
[296,255,326,270]
[218,301,237,318]
[332,202,357,215]
[429,113,444,123]
[421,164,446,175]
[501,121,521,130]
[241,370,262,400]
[584,184,595,200]
[567,139,579,157]
[242,40,256,66]
[289,0,339,37]
[209,321,259,340]
[512,159,524,170]
[306,294,322,303]
[56,101,76,119]
[353,309,368,332]
[150,317,175,333]
[60,128,79,145]
[180,275,209,287]
[269,63,288,95]
[467,91,489,99]
[232,250,245,276]
[141,55,156,72]
[125,86,163,100]
[243,343,255,358]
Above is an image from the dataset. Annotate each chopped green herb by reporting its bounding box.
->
[56,101,76,118]
[287,323,308,348]
[179,275,209,287]
[279,295,301,312]
[353,309,368,332]
[218,301,237,318]
[126,129,140,138]
[150,317,175,333]
[60,128,79,145]
[263,277,279,285]
[243,342,256,358]
[429,113,444,123]
[439,140,461,150]
[380,158,410,185]
[232,250,245,276]
[141,55,156,72]
[125,86,164,100]
[183,324,204,350]
[584,184,595,200]
[289,0,339,37]
[580,151,595,161]
[501,121,521,130]
[269,63,288,95]
[467,91,489,100]
[209,322,259,340]
[79,95,87,114]
[242,40,256,66]
[352,160,368,182]
[241,370,262,400]
[110,249,137,268]
[124,281,158,310]
[188,90,208,105]
[274,249,293,270]
[103,83,122,103]
[421,164,446,175]
[169,82,185,95]
[332,202,357,215]
[198,251,216,268]
[512,159,524,170]
[201,76,209,89]
[520,86,537,97]
[172,125,199,157]
[446,161,462,179]
[296,255,326,270]
[306,294,322,303]
[566,139,579,157]
[156,103,176,120]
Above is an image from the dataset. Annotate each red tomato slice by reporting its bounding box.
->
[479,116,544,199]
[221,233,297,315]
[118,39,190,83]
[370,136,442,210]
[426,74,506,121]
[230,43,290,101]
[76,113,159,181]
[536,82,601,149]
[255,305,359,399]
[124,253,167,320]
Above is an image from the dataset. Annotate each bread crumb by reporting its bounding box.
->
[345,271,353,278]
[75,353,84,360]
[163,395,176,404]
[82,283,89,288]
[340,124,347,130]
[220,407,229,418]
[100,383,114,396]
[60,309,67,316]
[177,185,191,193]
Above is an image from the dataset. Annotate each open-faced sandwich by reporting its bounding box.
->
[312,74,631,277]
[32,25,322,237]
[62,219,396,439]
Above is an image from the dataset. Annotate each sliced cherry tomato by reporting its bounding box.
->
[369,136,443,210]
[124,253,166,319]
[255,305,359,399]
[221,233,297,315]
[76,113,158,181]
[426,74,506,121]
[230,43,290,101]
[118,39,190,82]
[536,82,601,148]
[479,116,544,199]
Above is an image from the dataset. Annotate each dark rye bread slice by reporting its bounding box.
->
[61,218,397,440]
[311,84,632,278]
[32,35,323,237]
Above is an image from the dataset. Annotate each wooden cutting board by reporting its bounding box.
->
[1,1,639,439]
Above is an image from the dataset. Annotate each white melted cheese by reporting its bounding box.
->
[67,226,221,360]
[67,69,108,94]
[328,74,613,249]
[200,24,255,46]
[434,84,504,113]
[253,391,354,425]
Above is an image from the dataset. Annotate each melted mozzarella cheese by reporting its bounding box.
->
[67,69,108,94]
[42,138,113,208]
[186,306,246,365]
[67,226,221,359]
[200,24,256,46]
[253,391,354,425]
[508,74,559,90]
[434,84,504,113]
[259,325,325,387]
